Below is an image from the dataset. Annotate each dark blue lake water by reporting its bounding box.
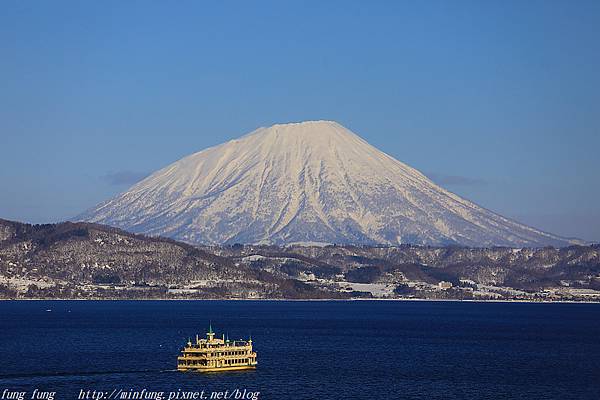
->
[1,301,599,400]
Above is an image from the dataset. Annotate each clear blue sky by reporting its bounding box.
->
[1,0,599,241]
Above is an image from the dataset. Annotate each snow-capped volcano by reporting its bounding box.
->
[77,121,577,247]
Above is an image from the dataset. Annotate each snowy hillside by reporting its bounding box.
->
[77,121,578,247]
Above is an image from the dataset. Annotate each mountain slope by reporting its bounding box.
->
[0,218,336,299]
[2,218,598,300]
[77,121,577,247]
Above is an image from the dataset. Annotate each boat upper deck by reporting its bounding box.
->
[181,325,254,353]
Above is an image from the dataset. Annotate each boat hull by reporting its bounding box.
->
[177,365,257,372]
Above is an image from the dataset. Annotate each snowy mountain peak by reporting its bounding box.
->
[243,120,364,149]
[77,121,578,247]
[270,120,339,129]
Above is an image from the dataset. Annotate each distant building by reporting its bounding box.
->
[438,281,452,290]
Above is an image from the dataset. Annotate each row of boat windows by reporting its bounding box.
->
[216,351,248,356]
[186,351,249,356]
[224,359,253,365]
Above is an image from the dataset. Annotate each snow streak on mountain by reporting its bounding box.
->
[78,121,577,247]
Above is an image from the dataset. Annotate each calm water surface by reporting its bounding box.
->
[1,300,599,400]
